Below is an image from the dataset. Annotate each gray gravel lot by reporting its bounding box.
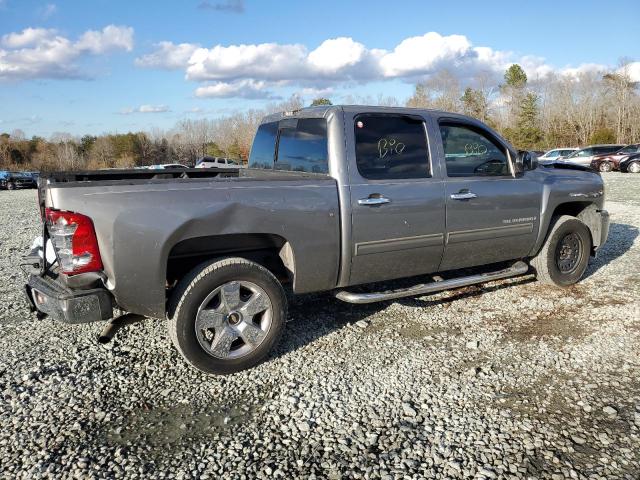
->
[0,173,639,479]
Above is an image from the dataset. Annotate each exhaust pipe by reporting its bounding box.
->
[98,313,146,344]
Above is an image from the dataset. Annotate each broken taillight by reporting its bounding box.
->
[45,208,103,275]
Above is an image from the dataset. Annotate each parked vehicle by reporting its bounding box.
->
[0,171,38,190]
[147,163,188,169]
[538,148,578,163]
[195,156,242,169]
[590,144,640,172]
[23,106,610,374]
[559,144,625,167]
[619,153,640,173]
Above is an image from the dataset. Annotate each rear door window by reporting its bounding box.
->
[354,114,430,180]
[275,118,328,174]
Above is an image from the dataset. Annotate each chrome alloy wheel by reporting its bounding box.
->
[195,281,273,359]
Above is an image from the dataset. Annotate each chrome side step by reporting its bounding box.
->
[334,261,529,304]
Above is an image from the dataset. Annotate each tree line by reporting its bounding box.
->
[1,62,638,172]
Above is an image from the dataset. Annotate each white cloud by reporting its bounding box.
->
[135,31,626,99]
[0,25,134,81]
[120,104,170,114]
[134,41,199,70]
[195,79,277,99]
[75,25,134,54]
[186,43,308,82]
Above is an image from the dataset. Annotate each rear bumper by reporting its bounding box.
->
[25,274,113,324]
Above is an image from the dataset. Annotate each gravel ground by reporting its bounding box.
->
[0,173,639,479]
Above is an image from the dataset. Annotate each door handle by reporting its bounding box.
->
[358,195,391,206]
[450,191,478,200]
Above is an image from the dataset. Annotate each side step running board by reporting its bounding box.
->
[334,261,529,304]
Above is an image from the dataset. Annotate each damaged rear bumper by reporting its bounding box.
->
[25,274,113,324]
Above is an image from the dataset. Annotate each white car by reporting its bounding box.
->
[147,163,188,169]
[195,157,242,169]
[538,148,578,162]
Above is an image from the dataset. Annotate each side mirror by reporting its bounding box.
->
[517,151,538,172]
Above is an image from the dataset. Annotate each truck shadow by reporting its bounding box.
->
[273,273,536,360]
[274,222,637,359]
[583,222,638,280]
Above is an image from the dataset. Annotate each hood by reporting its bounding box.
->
[538,160,594,172]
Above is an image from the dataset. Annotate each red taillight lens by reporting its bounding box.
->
[45,208,103,275]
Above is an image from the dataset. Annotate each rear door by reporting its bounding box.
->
[345,112,446,285]
[435,119,541,271]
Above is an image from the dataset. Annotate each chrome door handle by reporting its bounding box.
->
[450,192,477,200]
[358,196,391,206]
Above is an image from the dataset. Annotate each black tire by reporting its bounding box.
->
[530,215,592,287]
[598,162,612,173]
[7,183,15,191]
[628,161,640,174]
[167,257,287,374]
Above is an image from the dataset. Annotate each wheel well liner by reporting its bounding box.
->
[166,233,295,287]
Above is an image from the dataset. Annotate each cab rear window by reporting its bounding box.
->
[248,119,329,174]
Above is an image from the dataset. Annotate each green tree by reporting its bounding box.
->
[461,87,488,121]
[504,64,528,88]
[589,127,616,144]
[504,91,543,149]
[310,98,332,106]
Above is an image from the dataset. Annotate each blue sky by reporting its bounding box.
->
[1,0,638,137]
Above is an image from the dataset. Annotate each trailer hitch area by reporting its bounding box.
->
[98,313,146,344]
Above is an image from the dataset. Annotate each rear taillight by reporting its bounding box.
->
[45,208,103,275]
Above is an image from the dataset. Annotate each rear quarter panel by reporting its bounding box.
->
[47,176,340,318]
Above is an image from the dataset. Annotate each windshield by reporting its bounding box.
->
[618,145,639,154]
[567,149,590,158]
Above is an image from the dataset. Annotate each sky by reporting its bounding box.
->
[0,0,639,138]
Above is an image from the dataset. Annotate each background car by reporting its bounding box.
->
[619,153,640,173]
[195,156,243,169]
[538,148,578,162]
[0,171,38,190]
[147,163,188,169]
[559,144,625,167]
[590,144,640,172]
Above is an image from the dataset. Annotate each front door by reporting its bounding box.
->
[345,112,446,285]
[435,120,542,271]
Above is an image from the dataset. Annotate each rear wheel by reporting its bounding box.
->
[7,182,15,190]
[598,162,612,173]
[530,215,592,287]
[628,161,640,174]
[167,257,287,374]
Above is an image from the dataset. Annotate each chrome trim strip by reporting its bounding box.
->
[447,223,533,244]
[335,261,529,304]
[354,233,444,256]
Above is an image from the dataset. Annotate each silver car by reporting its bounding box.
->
[560,144,624,167]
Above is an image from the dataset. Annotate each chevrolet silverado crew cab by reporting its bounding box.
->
[23,106,610,374]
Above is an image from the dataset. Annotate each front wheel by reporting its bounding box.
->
[598,162,612,173]
[7,182,15,190]
[530,215,592,287]
[628,161,640,174]
[167,257,287,374]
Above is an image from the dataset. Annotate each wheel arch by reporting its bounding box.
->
[166,233,296,292]
[531,201,602,257]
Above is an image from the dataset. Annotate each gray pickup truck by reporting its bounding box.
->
[23,105,609,374]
